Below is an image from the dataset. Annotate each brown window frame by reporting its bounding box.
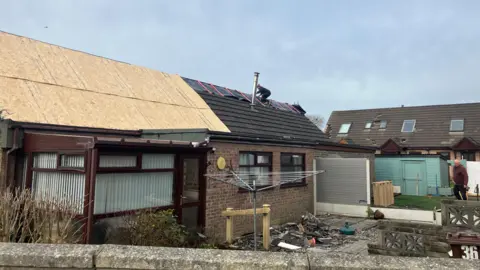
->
[96,152,176,174]
[280,153,307,188]
[57,151,87,172]
[30,151,87,174]
[238,151,273,192]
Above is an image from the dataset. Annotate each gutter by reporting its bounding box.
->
[5,127,20,188]
[209,133,376,152]
[11,121,141,136]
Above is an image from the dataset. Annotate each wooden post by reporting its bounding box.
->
[262,204,271,250]
[225,207,233,244]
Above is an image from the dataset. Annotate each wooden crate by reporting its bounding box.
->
[373,181,394,207]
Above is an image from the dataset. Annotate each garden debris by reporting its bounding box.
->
[229,213,378,252]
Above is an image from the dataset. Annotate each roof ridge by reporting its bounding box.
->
[332,101,480,113]
[0,30,132,66]
[1,74,210,110]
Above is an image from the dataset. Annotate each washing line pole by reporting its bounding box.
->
[252,178,257,251]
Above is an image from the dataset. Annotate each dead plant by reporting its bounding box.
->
[0,188,84,244]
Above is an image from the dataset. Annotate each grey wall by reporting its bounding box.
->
[316,158,369,204]
[315,150,375,182]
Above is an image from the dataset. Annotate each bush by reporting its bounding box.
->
[125,209,189,247]
[0,188,84,244]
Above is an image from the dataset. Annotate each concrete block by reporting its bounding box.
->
[308,252,480,270]
[96,245,309,270]
[0,243,99,269]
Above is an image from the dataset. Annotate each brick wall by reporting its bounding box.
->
[204,142,375,240]
[205,142,314,240]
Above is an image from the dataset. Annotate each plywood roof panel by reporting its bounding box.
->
[0,31,229,132]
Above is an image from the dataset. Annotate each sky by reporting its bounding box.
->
[1,0,480,120]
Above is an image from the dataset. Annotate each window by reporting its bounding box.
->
[280,153,306,187]
[99,155,137,168]
[439,152,451,159]
[338,123,352,134]
[379,120,387,129]
[460,152,476,161]
[450,119,464,132]
[59,154,85,169]
[94,172,173,214]
[239,152,272,188]
[401,120,416,132]
[365,121,372,129]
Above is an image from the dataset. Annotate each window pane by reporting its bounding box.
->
[379,120,387,129]
[94,172,173,214]
[365,121,372,129]
[339,123,351,134]
[281,155,291,165]
[99,155,137,168]
[251,167,270,186]
[32,171,85,214]
[239,153,254,166]
[402,120,416,132]
[292,155,304,165]
[142,154,174,169]
[450,120,464,131]
[33,153,57,169]
[60,154,85,168]
[257,154,270,164]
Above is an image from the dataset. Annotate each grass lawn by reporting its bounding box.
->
[393,195,452,210]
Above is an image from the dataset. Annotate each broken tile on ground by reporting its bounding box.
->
[228,212,378,253]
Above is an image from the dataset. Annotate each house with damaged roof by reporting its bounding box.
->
[0,31,374,244]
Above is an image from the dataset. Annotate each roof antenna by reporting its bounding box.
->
[251,72,259,108]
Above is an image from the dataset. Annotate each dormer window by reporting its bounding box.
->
[338,123,352,134]
[401,120,416,133]
[450,119,464,132]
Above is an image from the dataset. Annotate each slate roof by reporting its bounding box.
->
[327,102,480,149]
[180,76,329,142]
[198,92,329,142]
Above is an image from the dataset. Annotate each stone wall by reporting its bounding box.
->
[368,220,455,258]
[1,242,479,270]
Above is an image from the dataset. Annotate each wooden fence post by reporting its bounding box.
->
[225,207,233,244]
[262,204,271,250]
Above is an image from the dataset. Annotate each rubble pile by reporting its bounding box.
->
[228,213,378,252]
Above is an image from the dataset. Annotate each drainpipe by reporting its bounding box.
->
[5,128,20,188]
[251,72,259,107]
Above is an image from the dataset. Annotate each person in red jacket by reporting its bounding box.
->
[452,159,469,200]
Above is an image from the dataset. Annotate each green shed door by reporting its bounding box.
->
[402,161,426,196]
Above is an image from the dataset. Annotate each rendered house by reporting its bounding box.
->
[0,31,374,243]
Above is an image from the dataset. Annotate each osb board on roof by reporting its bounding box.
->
[0,76,227,131]
[0,31,229,132]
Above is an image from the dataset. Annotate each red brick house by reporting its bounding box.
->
[0,31,375,243]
